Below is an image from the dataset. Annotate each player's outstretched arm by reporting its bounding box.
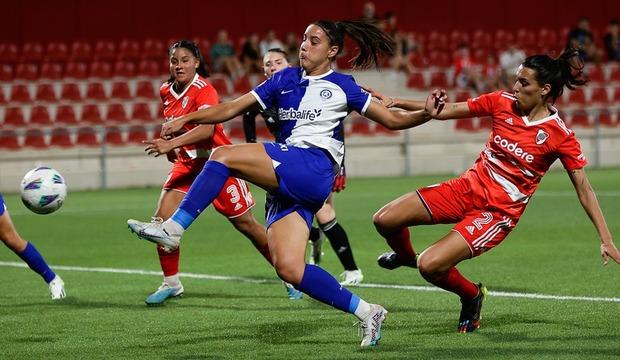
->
[567,168,620,265]
[364,90,447,130]
[363,85,426,110]
[161,93,259,137]
[144,125,215,157]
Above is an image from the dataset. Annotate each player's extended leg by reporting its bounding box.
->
[373,191,432,269]
[0,203,65,300]
[316,194,363,285]
[228,210,272,265]
[268,211,387,347]
[417,231,485,333]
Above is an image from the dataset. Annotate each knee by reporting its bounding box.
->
[272,257,304,285]
[372,209,393,235]
[209,145,234,164]
[417,252,448,278]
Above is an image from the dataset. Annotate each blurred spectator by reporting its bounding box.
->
[383,11,398,36]
[210,29,244,79]
[284,32,300,66]
[390,31,414,74]
[566,17,601,62]
[240,33,262,74]
[499,44,526,87]
[453,43,483,92]
[360,1,379,24]
[603,18,620,61]
[482,54,502,92]
[259,30,284,57]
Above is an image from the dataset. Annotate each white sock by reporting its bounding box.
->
[354,299,372,319]
[164,275,181,288]
[164,218,185,236]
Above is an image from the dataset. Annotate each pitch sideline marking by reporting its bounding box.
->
[1,260,618,303]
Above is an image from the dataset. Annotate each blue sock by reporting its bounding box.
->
[17,242,56,283]
[171,160,230,230]
[297,264,357,313]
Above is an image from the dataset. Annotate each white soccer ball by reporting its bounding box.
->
[20,167,67,215]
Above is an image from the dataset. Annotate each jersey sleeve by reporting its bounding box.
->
[467,91,501,117]
[251,69,286,110]
[340,76,371,114]
[557,133,588,170]
[195,84,220,110]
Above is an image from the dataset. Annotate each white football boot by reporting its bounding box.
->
[339,269,364,286]
[127,217,181,251]
[49,275,66,300]
[358,304,387,347]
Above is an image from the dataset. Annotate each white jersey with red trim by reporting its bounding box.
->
[465,91,587,218]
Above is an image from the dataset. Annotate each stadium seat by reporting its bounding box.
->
[612,87,620,103]
[110,81,132,100]
[55,105,79,125]
[454,90,471,102]
[428,51,451,68]
[50,128,74,148]
[589,87,610,105]
[350,117,371,136]
[104,126,125,146]
[45,41,69,63]
[427,32,449,52]
[93,40,116,62]
[449,30,470,51]
[30,105,53,125]
[137,59,161,77]
[23,129,48,149]
[14,63,38,81]
[0,64,12,81]
[86,82,108,101]
[35,83,57,102]
[493,29,514,51]
[70,41,92,62]
[429,71,450,88]
[3,107,26,127]
[143,38,165,60]
[478,116,493,130]
[567,88,586,106]
[118,39,140,61]
[22,41,44,63]
[151,124,162,139]
[455,118,476,131]
[0,43,18,64]
[9,84,32,103]
[39,62,63,80]
[233,76,252,94]
[516,28,536,49]
[76,127,100,147]
[226,122,245,140]
[131,103,154,122]
[0,130,21,150]
[570,110,590,127]
[0,86,6,104]
[406,72,426,89]
[127,125,148,144]
[80,104,104,124]
[408,52,428,68]
[89,61,112,78]
[596,110,615,127]
[472,29,493,50]
[585,65,605,84]
[135,80,157,99]
[210,74,232,97]
[374,123,398,136]
[106,103,128,123]
[609,67,620,83]
[64,61,88,79]
[537,28,558,50]
[113,60,136,78]
[60,83,83,101]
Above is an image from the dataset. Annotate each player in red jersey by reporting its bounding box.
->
[129,40,271,305]
[370,48,620,333]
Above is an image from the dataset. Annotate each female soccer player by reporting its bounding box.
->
[371,49,620,333]
[129,40,272,305]
[128,20,439,347]
[0,193,65,300]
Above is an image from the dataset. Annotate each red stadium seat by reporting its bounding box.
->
[9,84,32,103]
[428,51,451,68]
[429,71,450,88]
[570,110,591,127]
[60,83,83,101]
[449,30,470,51]
[567,88,586,106]
[233,76,252,94]
[0,64,13,81]
[137,59,161,77]
[0,86,6,104]
[478,116,493,130]
[374,123,398,136]
[0,130,21,150]
[64,61,88,79]
[113,60,136,78]
[585,65,605,84]
[455,118,476,131]
[14,63,38,81]
[118,39,140,61]
[131,103,153,122]
[22,42,44,63]
[589,87,610,105]
[70,41,92,62]
[35,84,57,102]
[127,125,148,144]
[104,126,125,145]
[596,110,615,127]
[46,41,69,63]
[93,40,116,62]
[493,29,515,51]
[80,104,104,124]
[0,43,19,63]
[106,103,128,123]
[210,74,232,97]
[226,119,245,140]
[406,72,426,89]
[30,105,53,125]
[136,80,157,99]
[350,117,371,135]
[143,38,165,60]
[55,105,79,125]
[472,29,493,50]
[427,32,449,52]
[408,52,428,68]
[24,129,48,149]
[3,107,26,127]
[151,124,162,139]
[516,28,536,49]
[110,81,131,100]
[39,62,63,80]
[613,87,620,103]
[50,128,74,148]
[86,82,108,101]
[454,90,471,102]
[76,127,100,147]
[89,61,112,78]
[537,28,558,50]
[609,67,620,83]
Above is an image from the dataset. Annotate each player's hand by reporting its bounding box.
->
[600,242,620,265]
[362,85,395,108]
[144,138,174,157]
[332,165,347,192]
[161,118,185,137]
[424,89,448,117]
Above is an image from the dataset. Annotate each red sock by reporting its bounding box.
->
[423,266,478,300]
[385,228,416,263]
[157,246,180,277]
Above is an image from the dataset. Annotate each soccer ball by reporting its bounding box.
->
[20,167,67,215]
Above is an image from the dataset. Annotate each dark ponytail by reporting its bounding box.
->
[167,39,210,84]
[313,19,395,69]
[522,48,587,103]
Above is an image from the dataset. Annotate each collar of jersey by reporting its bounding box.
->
[520,104,559,126]
[170,73,199,100]
[302,69,334,80]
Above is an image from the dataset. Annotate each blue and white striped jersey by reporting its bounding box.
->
[251,67,371,166]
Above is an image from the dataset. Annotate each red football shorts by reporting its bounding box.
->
[416,173,518,257]
[163,160,255,218]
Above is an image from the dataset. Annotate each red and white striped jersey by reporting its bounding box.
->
[465,91,587,218]
[160,74,231,163]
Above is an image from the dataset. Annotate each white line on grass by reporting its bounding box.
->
[1,260,619,303]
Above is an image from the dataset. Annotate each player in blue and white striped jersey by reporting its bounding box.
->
[128,19,441,347]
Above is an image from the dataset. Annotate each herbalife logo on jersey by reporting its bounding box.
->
[279,108,322,121]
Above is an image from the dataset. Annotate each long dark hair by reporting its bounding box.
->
[522,48,587,103]
[167,39,210,84]
[313,19,395,69]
